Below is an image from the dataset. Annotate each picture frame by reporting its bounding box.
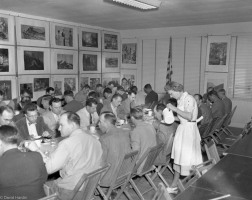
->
[102,73,120,87]
[0,14,15,45]
[50,22,78,49]
[79,27,101,51]
[204,72,228,93]
[102,31,120,52]
[120,69,137,88]
[206,36,231,72]
[79,51,101,73]
[0,45,16,75]
[0,76,17,100]
[51,49,78,74]
[51,75,78,96]
[16,17,49,47]
[18,75,50,101]
[79,74,101,90]
[121,38,137,68]
[17,46,50,75]
[102,52,120,73]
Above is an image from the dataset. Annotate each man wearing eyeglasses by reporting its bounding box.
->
[15,103,53,140]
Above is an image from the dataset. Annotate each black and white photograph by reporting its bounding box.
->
[102,53,120,73]
[0,48,9,72]
[80,77,89,90]
[21,24,45,40]
[55,25,73,47]
[83,54,97,71]
[122,43,137,64]
[105,57,118,68]
[104,33,118,50]
[54,81,62,96]
[82,31,98,48]
[57,54,73,70]
[0,80,11,100]
[20,83,33,98]
[0,17,8,41]
[64,78,76,91]
[24,50,44,71]
[34,78,49,92]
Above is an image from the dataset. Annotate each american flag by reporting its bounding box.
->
[166,37,173,83]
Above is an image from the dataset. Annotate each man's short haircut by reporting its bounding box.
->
[83,84,90,89]
[128,90,137,96]
[130,86,138,93]
[42,94,52,102]
[156,103,166,112]
[0,125,19,145]
[0,105,14,115]
[103,88,112,95]
[101,111,116,125]
[167,98,178,107]
[194,94,203,101]
[49,97,62,106]
[111,93,122,102]
[0,90,3,96]
[88,91,98,99]
[20,88,31,96]
[117,85,124,92]
[64,90,74,97]
[86,98,98,107]
[218,88,226,94]
[96,84,102,88]
[63,111,80,126]
[144,84,152,90]
[207,90,218,98]
[46,87,54,94]
[130,107,143,120]
[23,103,37,114]
[108,81,115,86]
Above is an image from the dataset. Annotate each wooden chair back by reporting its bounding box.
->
[204,139,220,163]
[177,171,200,192]
[152,183,172,200]
[201,119,215,138]
[38,193,59,200]
[193,158,216,176]
[69,164,110,200]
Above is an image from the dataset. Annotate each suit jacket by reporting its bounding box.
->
[100,103,126,119]
[63,99,84,113]
[15,116,53,140]
[0,148,47,199]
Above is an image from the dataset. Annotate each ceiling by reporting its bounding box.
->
[1,0,252,30]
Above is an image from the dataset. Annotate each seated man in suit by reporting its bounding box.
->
[217,89,232,115]
[144,84,158,109]
[63,90,83,112]
[42,97,65,137]
[121,90,136,116]
[15,102,53,140]
[37,87,55,110]
[99,112,131,187]
[0,105,15,126]
[207,90,225,121]
[76,98,99,131]
[100,94,126,120]
[87,91,103,115]
[0,125,47,199]
[103,87,113,106]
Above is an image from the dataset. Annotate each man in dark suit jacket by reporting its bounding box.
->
[144,84,158,109]
[0,125,47,199]
[15,102,53,140]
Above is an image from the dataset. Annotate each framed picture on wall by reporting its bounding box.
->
[0,14,15,45]
[17,47,50,74]
[51,75,78,96]
[0,45,16,75]
[18,75,50,101]
[79,74,101,90]
[204,72,228,93]
[79,27,101,51]
[51,49,78,74]
[120,69,137,88]
[50,23,78,49]
[102,73,120,87]
[121,38,137,68]
[102,52,120,73]
[16,17,49,47]
[0,76,17,100]
[79,51,101,73]
[206,36,231,72]
[102,31,120,52]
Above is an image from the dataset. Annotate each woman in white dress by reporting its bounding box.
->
[165,81,203,193]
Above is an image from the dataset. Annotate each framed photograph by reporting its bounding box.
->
[0,45,16,75]
[50,23,78,49]
[206,36,231,72]
[121,39,137,68]
[0,14,15,45]
[51,75,78,96]
[79,27,101,51]
[0,76,17,100]
[102,31,120,52]
[102,53,120,73]
[18,75,50,101]
[102,73,120,87]
[20,83,33,98]
[79,51,101,73]
[17,46,50,74]
[204,72,228,93]
[51,49,78,74]
[120,69,137,87]
[16,17,49,47]
[79,74,101,90]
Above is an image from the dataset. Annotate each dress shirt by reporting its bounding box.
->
[76,107,99,130]
[52,112,60,122]
[26,118,38,137]
[45,129,103,190]
[110,103,118,118]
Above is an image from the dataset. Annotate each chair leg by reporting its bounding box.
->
[96,186,109,200]
[123,190,134,200]
[114,182,133,200]
[129,179,145,200]
[156,169,169,187]
[145,174,157,191]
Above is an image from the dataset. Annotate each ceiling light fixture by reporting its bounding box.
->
[112,0,162,10]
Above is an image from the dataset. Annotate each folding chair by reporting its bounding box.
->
[128,143,164,200]
[193,158,216,176]
[97,150,139,200]
[177,171,200,192]
[68,164,110,200]
[38,193,59,200]
[220,106,237,136]
[152,183,173,200]
[204,139,220,163]
[241,117,252,137]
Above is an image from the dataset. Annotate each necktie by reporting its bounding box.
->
[89,113,93,125]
